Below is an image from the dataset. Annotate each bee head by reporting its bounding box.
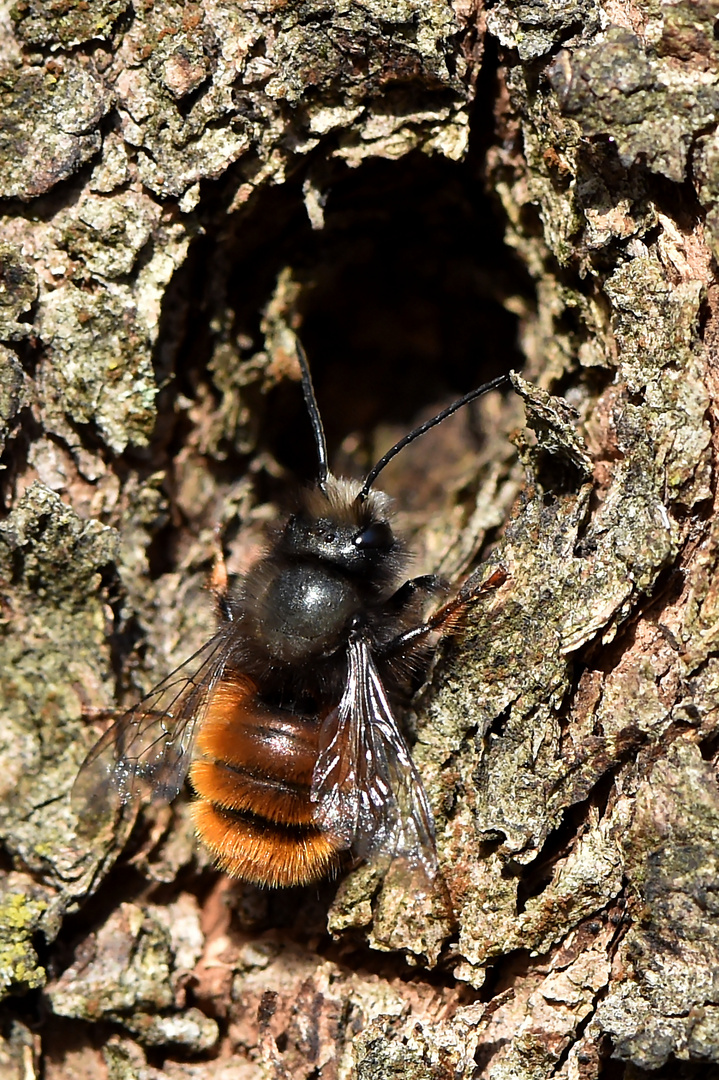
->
[281,477,404,582]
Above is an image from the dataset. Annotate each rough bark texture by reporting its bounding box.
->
[0,0,718,1077]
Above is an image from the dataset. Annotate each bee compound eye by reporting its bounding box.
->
[354,521,394,550]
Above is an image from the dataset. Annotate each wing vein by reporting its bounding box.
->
[311,633,437,876]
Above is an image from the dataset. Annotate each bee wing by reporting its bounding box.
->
[311,634,438,877]
[72,627,234,825]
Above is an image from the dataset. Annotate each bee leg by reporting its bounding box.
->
[378,596,470,658]
[379,567,508,658]
[209,526,233,622]
[385,574,447,614]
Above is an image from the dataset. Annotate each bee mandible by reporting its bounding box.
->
[73,346,508,888]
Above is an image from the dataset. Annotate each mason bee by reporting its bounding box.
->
[73,346,508,887]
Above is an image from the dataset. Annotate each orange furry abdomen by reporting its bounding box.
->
[189,671,342,888]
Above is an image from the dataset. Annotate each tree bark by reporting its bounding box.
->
[0,0,718,1077]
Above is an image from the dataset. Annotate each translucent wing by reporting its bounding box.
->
[72,626,235,826]
[311,634,438,877]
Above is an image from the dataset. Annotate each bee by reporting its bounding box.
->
[73,345,508,888]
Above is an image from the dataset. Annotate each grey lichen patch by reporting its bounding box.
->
[590,740,719,1069]
[0,480,118,611]
[0,243,38,340]
[35,282,158,453]
[0,346,31,455]
[110,2,259,199]
[355,1034,436,1080]
[477,915,615,1078]
[694,129,719,259]
[47,898,219,1052]
[106,0,469,200]
[0,483,119,891]
[60,191,162,281]
[0,200,192,454]
[516,818,623,955]
[88,132,132,194]
[510,371,593,479]
[262,0,462,105]
[328,863,379,936]
[487,0,602,60]
[102,1037,152,1080]
[681,513,719,675]
[575,147,657,254]
[602,256,711,507]
[496,16,718,275]
[47,901,217,1048]
[353,996,518,1080]
[366,860,454,966]
[549,26,719,184]
[125,1008,219,1051]
[603,254,701,386]
[10,0,128,47]
[50,902,171,1014]
[0,61,109,199]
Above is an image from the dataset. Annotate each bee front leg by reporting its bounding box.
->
[377,597,468,659]
[378,567,508,658]
[385,575,447,614]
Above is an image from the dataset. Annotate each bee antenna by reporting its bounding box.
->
[357,372,511,502]
[296,339,329,490]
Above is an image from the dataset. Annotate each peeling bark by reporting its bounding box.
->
[1,0,718,1077]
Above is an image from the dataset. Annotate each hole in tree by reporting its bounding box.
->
[157,70,535,544]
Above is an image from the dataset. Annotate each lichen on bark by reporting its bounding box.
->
[1,0,719,1076]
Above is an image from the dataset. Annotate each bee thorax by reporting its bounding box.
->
[253,562,361,663]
